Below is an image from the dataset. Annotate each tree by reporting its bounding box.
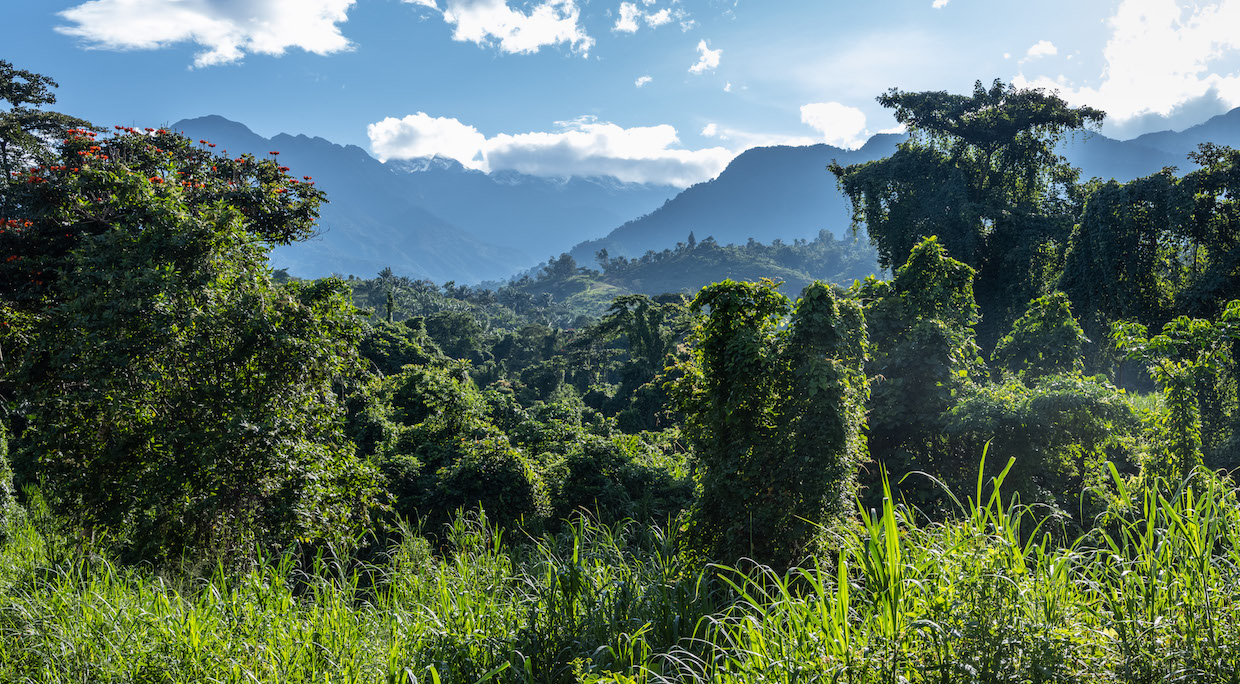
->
[944,374,1141,516]
[1059,171,1185,345]
[0,61,96,213]
[672,279,868,567]
[1113,302,1240,481]
[831,79,1104,345]
[992,291,1089,381]
[854,236,987,507]
[2,122,378,561]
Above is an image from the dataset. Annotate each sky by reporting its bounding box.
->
[6,0,1240,188]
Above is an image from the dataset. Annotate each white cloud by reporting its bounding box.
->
[370,114,735,187]
[724,81,732,92]
[1023,39,1058,61]
[1016,0,1240,133]
[406,0,593,55]
[635,75,653,87]
[696,122,816,149]
[932,0,949,8]
[614,2,641,32]
[689,39,721,74]
[800,102,870,149]
[613,2,679,34]
[56,0,355,67]
[368,113,489,168]
[646,8,672,27]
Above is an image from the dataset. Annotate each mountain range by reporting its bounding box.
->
[172,116,676,283]
[172,108,1240,284]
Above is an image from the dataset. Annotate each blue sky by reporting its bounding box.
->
[7,0,1240,187]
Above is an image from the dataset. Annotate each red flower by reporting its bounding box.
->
[269,151,280,156]
[149,177,163,184]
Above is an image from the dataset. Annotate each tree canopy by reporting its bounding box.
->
[832,79,1104,345]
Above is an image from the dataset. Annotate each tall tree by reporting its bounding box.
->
[672,279,868,568]
[831,79,1104,345]
[854,236,986,507]
[0,61,96,213]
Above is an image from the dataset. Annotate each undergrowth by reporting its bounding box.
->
[2,460,1239,683]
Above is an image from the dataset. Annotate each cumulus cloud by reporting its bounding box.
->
[614,2,641,32]
[646,8,672,27]
[368,113,489,169]
[370,114,735,187]
[1016,0,1240,134]
[1023,40,1057,62]
[932,0,949,8]
[635,75,653,87]
[405,0,593,55]
[800,102,870,149]
[56,0,355,67]
[614,2,680,34]
[689,39,721,74]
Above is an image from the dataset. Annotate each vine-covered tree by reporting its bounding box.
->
[853,236,987,506]
[1114,302,1240,481]
[831,79,1104,345]
[672,279,868,568]
[992,291,1089,381]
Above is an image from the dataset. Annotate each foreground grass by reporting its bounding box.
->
[2,462,1240,683]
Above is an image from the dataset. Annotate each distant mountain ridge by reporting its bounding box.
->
[171,116,677,282]
[172,108,1240,284]
[566,107,1240,266]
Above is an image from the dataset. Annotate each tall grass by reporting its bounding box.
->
[3,463,1240,683]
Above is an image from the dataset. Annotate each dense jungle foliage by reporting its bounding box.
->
[5,65,1240,681]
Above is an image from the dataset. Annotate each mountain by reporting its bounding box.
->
[173,107,1240,285]
[172,116,519,283]
[567,134,904,264]
[172,116,677,282]
[387,158,676,264]
[1130,107,1240,157]
[568,108,1240,265]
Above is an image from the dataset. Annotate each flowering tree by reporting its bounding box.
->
[1,115,377,561]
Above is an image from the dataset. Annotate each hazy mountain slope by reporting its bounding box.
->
[568,134,905,263]
[1062,133,1182,181]
[172,116,522,283]
[388,158,677,264]
[1130,108,1240,157]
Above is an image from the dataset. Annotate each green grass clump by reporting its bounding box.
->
[3,461,1240,683]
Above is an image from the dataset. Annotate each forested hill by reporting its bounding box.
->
[495,230,879,319]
